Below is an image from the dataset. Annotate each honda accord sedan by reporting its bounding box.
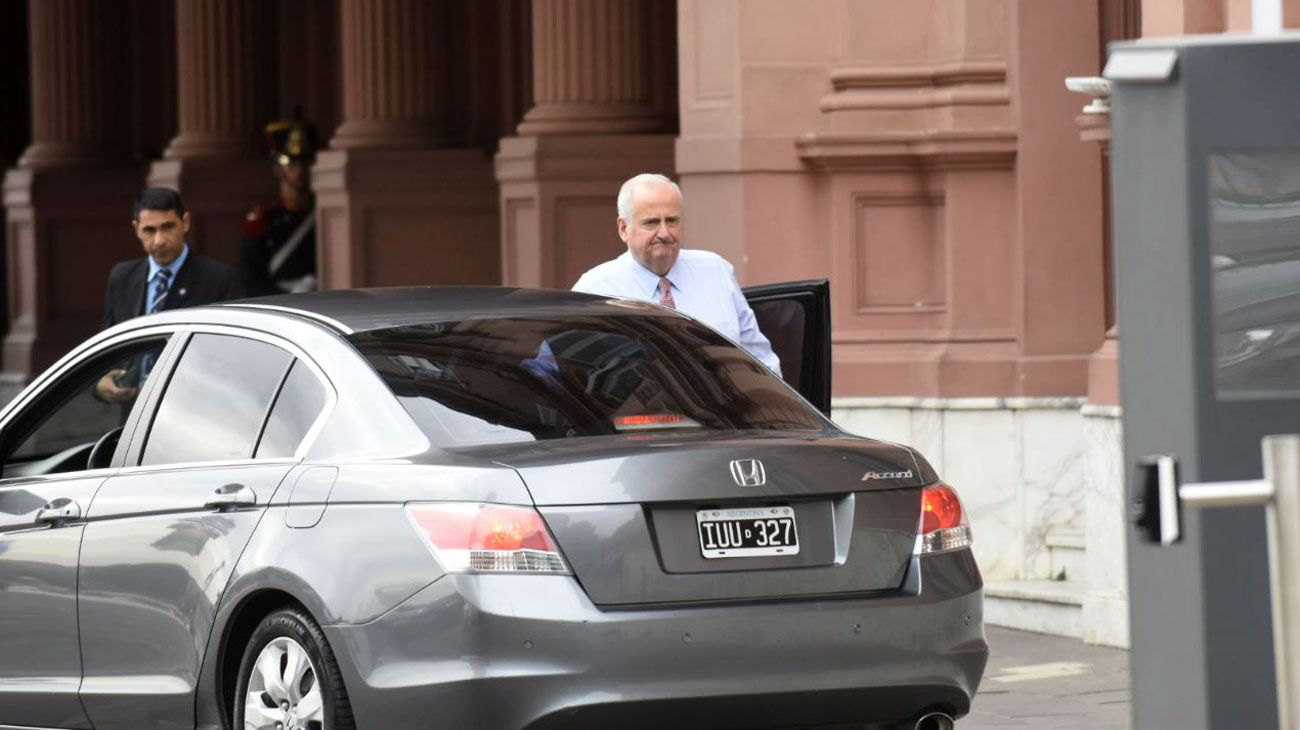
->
[0,284,986,730]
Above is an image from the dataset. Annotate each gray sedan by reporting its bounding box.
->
[0,285,986,730]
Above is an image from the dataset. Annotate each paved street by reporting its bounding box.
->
[963,627,1131,729]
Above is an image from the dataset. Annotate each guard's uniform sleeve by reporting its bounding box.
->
[241,203,276,296]
[242,203,270,239]
[723,258,782,377]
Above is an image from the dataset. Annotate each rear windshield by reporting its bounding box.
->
[350,314,828,446]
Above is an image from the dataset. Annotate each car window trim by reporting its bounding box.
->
[0,324,181,427]
[250,360,297,458]
[110,332,189,469]
[0,326,183,486]
[0,466,119,490]
[129,324,338,467]
[112,456,299,477]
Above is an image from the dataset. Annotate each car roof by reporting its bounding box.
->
[224,286,670,334]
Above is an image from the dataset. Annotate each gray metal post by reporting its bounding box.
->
[1174,434,1300,729]
[1108,35,1300,727]
[1264,434,1300,729]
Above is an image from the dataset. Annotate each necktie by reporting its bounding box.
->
[150,269,172,314]
[657,277,676,309]
[137,269,172,382]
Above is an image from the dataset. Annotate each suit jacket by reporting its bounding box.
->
[103,253,245,329]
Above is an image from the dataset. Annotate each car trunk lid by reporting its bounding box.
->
[465,431,927,607]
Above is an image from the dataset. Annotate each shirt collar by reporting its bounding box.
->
[148,244,190,282]
[619,249,682,297]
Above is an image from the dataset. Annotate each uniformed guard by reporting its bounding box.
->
[241,118,319,296]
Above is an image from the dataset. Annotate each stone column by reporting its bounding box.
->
[4,0,145,379]
[1080,0,1139,408]
[517,0,660,135]
[1079,111,1119,407]
[315,0,500,289]
[330,0,451,149]
[496,0,674,288]
[20,1,130,168]
[148,0,278,266]
[1006,0,1106,396]
[166,0,274,159]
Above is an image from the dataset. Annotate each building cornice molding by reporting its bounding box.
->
[822,60,1010,113]
[796,129,1017,170]
[828,60,1008,90]
[802,57,1015,170]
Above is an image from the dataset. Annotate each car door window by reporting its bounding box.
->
[140,333,292,466]
[2,336,170,477]
[743,280,831,414]
[749,299,806,390]
[255,360,328,458]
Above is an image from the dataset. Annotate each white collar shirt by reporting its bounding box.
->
[572,249,782,375]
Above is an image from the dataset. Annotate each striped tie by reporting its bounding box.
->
[657,277,676,309]
[150,269,172,314]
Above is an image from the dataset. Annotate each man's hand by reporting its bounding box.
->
[95,369,137,403]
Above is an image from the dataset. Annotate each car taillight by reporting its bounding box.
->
[914,483,973,555]
[405,503,571,574]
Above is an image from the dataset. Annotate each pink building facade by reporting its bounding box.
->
[7,0,1300,646]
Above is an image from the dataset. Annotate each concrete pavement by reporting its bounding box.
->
[962,627,1131,729]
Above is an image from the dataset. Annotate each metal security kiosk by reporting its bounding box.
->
[1107,35,1300,729]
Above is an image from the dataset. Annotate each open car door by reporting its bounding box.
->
[743,279,831,415]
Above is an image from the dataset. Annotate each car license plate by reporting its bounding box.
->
[696,506,799,559]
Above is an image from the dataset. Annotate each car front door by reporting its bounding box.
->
[0,332,173,729]
[76,330,307,729]
[744,279,832,414]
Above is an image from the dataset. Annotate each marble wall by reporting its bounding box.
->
[833,397,1130,647]
[834,397,1089,579]
[1082,405,1129,647]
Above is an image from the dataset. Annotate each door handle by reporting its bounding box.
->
[1133,454,1274,546]
[205,483,257,512]
[35,497,81,527]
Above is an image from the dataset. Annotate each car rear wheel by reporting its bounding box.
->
[234,607,354,730]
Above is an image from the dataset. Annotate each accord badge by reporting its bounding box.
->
[861,469,914,481]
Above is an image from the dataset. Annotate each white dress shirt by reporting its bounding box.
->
[573,249,782,375]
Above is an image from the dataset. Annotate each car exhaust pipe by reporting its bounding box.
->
[913,710,955,730]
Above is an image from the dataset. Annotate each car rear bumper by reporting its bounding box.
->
[325,549,987,730]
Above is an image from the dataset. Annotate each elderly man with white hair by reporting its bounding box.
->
[572,173,781,375]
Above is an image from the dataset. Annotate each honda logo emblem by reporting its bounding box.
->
[729,459,766,487]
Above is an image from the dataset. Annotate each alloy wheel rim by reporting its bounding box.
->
[244,636,325,730]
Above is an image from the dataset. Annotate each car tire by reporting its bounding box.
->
[233,606,354,730]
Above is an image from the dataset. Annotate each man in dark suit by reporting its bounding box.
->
[97,187,244,401]
[103,187,244,328]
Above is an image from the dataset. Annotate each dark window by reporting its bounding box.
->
[749,298,806,391]
[255,361,328,458]
[349,314,830,447]
[2,336,170,477]
[141,334,292,465]
[1209,151,1300,398]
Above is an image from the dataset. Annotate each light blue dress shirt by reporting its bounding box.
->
[572,249,781,375]
[146,244,189,313]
